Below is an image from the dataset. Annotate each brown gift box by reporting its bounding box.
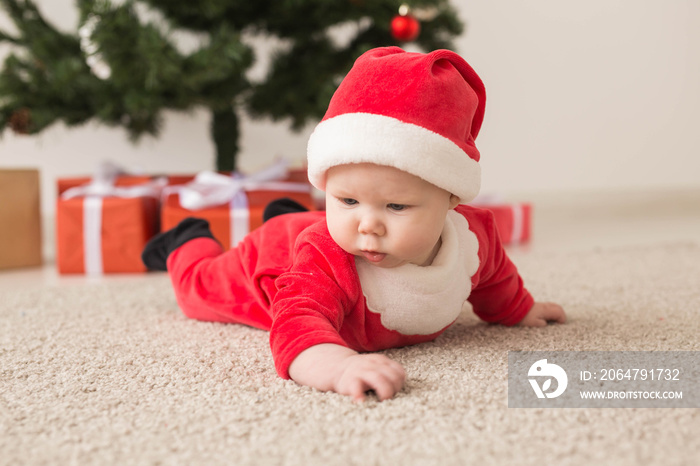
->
[0,169,42,270]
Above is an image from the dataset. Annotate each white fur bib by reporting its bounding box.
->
[355,210,480,335]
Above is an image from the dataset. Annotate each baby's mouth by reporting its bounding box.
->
[360,250,387,263]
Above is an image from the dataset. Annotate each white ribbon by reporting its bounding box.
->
[230,176,251,248]
[169,160,304,210]
[510,203,525,244]
[165,160,311,247]
[83,196,103,276]
[61,178,165,201]
[61,162,166,275]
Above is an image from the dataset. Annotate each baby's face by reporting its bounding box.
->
[325,163,459,268]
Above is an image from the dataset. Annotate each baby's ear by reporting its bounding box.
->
[449,194,461,209]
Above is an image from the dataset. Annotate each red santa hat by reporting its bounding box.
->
[307,46,486,203]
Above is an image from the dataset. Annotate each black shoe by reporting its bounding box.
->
[141,217,217,271]
[262,198,309,223]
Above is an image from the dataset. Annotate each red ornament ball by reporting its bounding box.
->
[391,14,421,42]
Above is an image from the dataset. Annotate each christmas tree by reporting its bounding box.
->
[0,0,463,171]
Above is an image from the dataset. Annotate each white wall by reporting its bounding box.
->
[462,0,700,195]
[1,0,699,218]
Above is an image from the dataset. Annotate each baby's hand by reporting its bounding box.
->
[333,353,406,402]
[289,343,406,402]
[519,301,566,327]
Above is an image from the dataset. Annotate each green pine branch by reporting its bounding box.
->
[1,0,464,171]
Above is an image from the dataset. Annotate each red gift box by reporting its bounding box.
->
[56,174,165,274]
[469,199,532,245]
[161,165,316,250]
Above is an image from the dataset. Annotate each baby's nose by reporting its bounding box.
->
[358,214,385,236]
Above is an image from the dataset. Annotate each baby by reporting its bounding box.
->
[142,47,566,402]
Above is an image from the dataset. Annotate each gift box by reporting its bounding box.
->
[162,164,316,250]
[56,171,165,275]
[0,169,42,270]
[469,199,532,245]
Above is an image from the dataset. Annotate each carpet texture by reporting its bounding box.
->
[1,243,699,465]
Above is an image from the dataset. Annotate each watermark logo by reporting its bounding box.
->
[510,351,698,408]
[528,359,568,398]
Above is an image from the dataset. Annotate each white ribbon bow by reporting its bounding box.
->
[170,159,302,210]
[166,160,311,247]
[61,161,165,200]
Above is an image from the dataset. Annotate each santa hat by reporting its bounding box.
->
[307,46,486,203]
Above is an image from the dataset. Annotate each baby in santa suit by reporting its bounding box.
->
[142,47,566,402]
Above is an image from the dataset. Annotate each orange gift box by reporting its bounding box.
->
[56,175,164,274]
[162,170,315,250]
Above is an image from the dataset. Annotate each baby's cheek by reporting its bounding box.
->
[395,234,429,258]
[328,219,355,253]
[405,226,443,258]
[410,225,440,247]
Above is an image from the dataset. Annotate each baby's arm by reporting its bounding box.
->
[288,344,406,402]
[518,301,566,327]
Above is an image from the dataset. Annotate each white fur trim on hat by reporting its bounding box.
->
[307,112,481,203]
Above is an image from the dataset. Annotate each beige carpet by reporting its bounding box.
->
[1,242,699,465]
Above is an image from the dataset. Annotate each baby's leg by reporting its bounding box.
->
[142,218,272,329]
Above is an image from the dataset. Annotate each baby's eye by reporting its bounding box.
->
[341,198,358,206]
[388,203,407,211]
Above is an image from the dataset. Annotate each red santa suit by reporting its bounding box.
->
[166,204,533,379]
